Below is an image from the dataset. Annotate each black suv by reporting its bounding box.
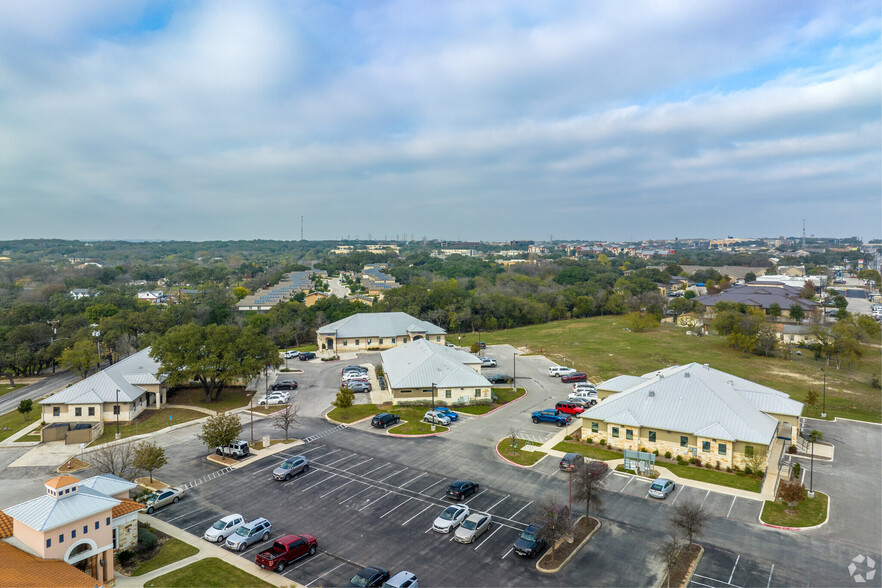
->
[272,381,298,391]
[513,523,547,558]
[446,480,479,500]
[486,374,511,384]
[371,413,400,429]
[558,452,584,472]
[299,352,316,361]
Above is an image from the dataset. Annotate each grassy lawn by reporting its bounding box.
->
[131,538,199,576]
[453,387,526,415]
[328,403,382,423]
[283,344,317,352]
[553,441,623,461]
[92,407,206,445]
[663,462,763,493]
[0,410,38,443]
[761,492,828,527]
[144,558,273,588]
[497,438,546,465]
[390,419,449,435]
[0,383,22,398]
[165,386,253,413]
[458,317,881,422]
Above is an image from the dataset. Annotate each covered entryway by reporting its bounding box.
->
[326,338,334,349]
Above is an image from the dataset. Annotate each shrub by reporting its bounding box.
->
[715,461,721,470]
[639,447,646,453]
[744,466,753,476]
[871,375,881,390]
[118,550,134,565]
[732,464,739,472]
[664,451,671,459]
[676,454,684,463]
[693,457,702,467]
[726,467,732,473]
[653,449,659,456]
[564,435,572,441]
[779,480,807,506]
[792,462,801,479]
[755,469,764,477]
[705,462,713,469]
[688,457,696,465]
[138,528,158,551]
[787,445,797,454]
[585,437,594,444]
[599,439,607,446]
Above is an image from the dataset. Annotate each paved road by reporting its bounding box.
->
[0,370,79,415]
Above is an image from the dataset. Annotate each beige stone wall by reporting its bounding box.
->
[114,513,139,552]
[767,412,799,428]
[324,334,447,352]
[390,386,490,406]
[42,404,103,424]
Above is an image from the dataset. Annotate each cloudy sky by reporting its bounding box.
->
[0,1,879,242]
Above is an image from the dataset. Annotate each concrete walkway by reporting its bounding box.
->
[0,418,43,447]
[113,514,301,588]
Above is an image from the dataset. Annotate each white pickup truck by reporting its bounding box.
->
[548,366,576,377]
[568,389,598,403]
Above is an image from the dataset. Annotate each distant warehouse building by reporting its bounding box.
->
[584,363,803,470]
[316,312,446,352]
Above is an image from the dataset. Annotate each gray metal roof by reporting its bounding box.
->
[3,486,120,532]
[598,375,650,392]
[317,312,446,338]
[694,284,818,310]
[381,340,489,389]
[583,363,801,444]
[78,473,139,496]
[40,348,161,406]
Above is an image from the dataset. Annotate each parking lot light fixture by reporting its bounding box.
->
[247,393,254,442]
[431,382,436,411]
[821,369,826,418]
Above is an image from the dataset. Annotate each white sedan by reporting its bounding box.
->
[258,392,290,406]
[432,505,469,533]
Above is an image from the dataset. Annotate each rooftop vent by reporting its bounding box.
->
[684,372,690,378]
[704,363,710,369]
[648,390,655,397]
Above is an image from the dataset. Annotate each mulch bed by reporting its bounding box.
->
[665,543,702,587]
[116,523,170,575]
[537,517,599,569]
[57,457,90,473]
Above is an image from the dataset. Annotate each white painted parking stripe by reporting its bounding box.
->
[166,506,210,523]
[699,489,710,510]
[767,564,775,588]
[183,514,224,531]
[377,467,408,482]
[689,580,718,588]
[510,500,533,520]
[338,486,372,504]
[418,479,445,494]
[342,457,373,471]
[619,476,634,493]
[305,562,346,587]
[501,547,513,560]
[380,498,412,519]
[291,552,324,570]
[320,480,355,498]
[474,525,502,551]
[463,490,485,505]
[670,485,684,505]
[283,469,317,486]
[359,491,391,512]
[726,496,737,518]
[302,473,337,492]
[312,448,341,461]
[485,494,509,512]
[323,453,353,466]
[399,472,426,488]
[728,555,740,585]
[362,463,390,477]
[402,505,433,526]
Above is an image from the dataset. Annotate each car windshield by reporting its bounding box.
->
[212,520,227,530]
[462,519,478,530]
[349,573,370,587]
[235,526,250,537]
[440,508,458,520]
[520,530,537,542]
[280,462,292,469]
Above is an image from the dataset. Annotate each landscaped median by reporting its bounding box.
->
[536,516,600,573]
[760,491,829,529]
[143,557,274,588]
[496,438,546,467]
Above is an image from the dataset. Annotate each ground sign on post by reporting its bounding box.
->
[623,449,656,476]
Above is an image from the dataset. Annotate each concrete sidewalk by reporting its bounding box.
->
[114,515,301,588]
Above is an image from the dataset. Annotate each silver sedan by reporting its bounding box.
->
[454,512,492,543]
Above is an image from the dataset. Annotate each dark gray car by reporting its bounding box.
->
[347,381,372,393]
[273,455,310,481]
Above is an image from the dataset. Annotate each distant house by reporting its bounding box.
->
[304,291,329,307]
[316,312,446,352]
[380,339,491,406]
[136,291,164,304]
[69,289,91,300]
[693,283,818,317]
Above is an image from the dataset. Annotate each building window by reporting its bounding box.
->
[680,436,688,447]
[745,445,754,457]
[612,427,619,438]
[355,340,359,346]
[649,431,656,442]
[475,389,481,398]
[71,529,76,538]
[53,407,60,417]
[400,390,411,394]
[88,407,95,416]
[46,538,51,548]
[702,441,711,453]
[436,336,441,342]
[626,429,633,440]
[95,521,99,530]
[113,405,120,415]
[719,443,727,455]
[113,528,118,549]
[591,422,599,433]
[391,338,396,344]
[59,534,64,544]
[84,525,88,534]
[106,517,110,526]
[75,407,82,417]
[445,390,451,399]
[379,339,383,344]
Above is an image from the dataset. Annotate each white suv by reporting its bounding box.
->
[548,366,576,377]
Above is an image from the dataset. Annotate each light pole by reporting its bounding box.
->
[247,393,254,442]
[115,388,120,440]
[808,434,815,498]
[512,352,517,390]
[821,369,826,418]
[431,382,436,411]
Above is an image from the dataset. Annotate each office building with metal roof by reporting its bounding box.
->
[317,312,446,352]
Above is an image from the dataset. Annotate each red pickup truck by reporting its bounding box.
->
[255,534,317,573]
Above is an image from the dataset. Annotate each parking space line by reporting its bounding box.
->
[324,453,356,467]
[699,489,710,510]
[341,457,373,471]
[726,496,737,518]
[312,448,341,461]
[501,547,513,560]
[485,494,509,512]
[182,514,223,531]
[399,472,426,488]
[728,555,740,585]
[283,469,317,486]
[464,490,485,505]
[510,500,533,520]
[403,505,433,526]
[291,552,324,570]
[767,564,774,587]
[418,479,445,494]
[298,445,326,454]
[305,562,346,587]
[474,525,502,551]
[320,480,355,498]
[362,463,391,477]
[302,473,337,492]
[620,476,634,493]
[670,485,684,505]
[359,491,391,512]
[165,506,210,523]
[380,498,412,519]
[338,486,372,504]
[377,467,408,482]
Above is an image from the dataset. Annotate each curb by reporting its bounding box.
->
[494,440,547,469]
[535,516,600,573]
[477,388,528,417]
[387,420,450,438]
[758,491,830,531]
[679,544,704,587]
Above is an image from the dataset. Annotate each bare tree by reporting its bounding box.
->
[272,403,302,441]
[534,494,573,563]
[572,460,606,529]
[507,428,520,455]
[656,533,682,588]
[88,442,139,480]
[669,499,709,545]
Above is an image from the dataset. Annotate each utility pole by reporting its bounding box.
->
[301,216,304,241]
[821,369,826,418]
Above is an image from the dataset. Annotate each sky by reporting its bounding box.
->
[0,1,879,243]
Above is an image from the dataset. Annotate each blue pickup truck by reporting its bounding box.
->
[531,409,571,427]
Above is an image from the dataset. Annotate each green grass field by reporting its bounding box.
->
[497,438,546,465]
[131,537,199,576]
[553,441,623,461]
[663,462,762,493]
[144,558,273,588]
[761,492,828,526]
[390,419,449,435]
[0,383,22,398]
[0,409,38,442]
[460,316,881,422]
[92,407,206,445]
[328,403,381,423]
[166,385,253,412]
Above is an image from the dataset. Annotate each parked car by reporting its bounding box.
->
[203,513,244,543]
[446,480,479,501]
[383,571,419,588]
[432,504,469,533]
[572,382,597,392]
[141,487,185,514]
[216,440,250,459]
[548,366,576,377]
[299,352,316,361]
[648,478,675,499]
[486,374,511,384]
[259,392,290,406]
[346,381,372,393]
[271,380,298,391]
[480,357,497,368]
[283,350,300,359]
[225,518,272,551]
[513,523,547,558]
[558,452,584,472]
[342,365,368,374]
[371,413,400,429]
[561,371,588,383]
[433,406,458,421]
[343,371,371,381]
[348,566,390,587]
[584,460,609,477]
[454,512,492,543]
[568,389,598,403]
[445,342,456,347]
[273,455,310,481]
[423,410,452,426]
[477,341,486,349]
[255,534,317,573]
[555,401,585,415]
[531,409,571,427]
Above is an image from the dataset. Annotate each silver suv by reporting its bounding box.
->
[225,517,272,551]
